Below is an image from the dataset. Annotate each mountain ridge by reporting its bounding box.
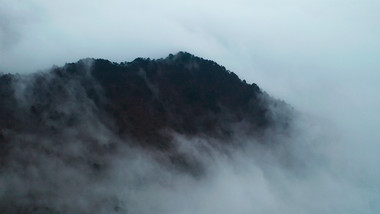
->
[0,52,291,161]
[0,52,294,213]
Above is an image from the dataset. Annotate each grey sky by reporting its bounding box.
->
[2,0,377,136]
[1,0,380,212]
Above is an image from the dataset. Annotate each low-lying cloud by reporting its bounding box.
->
[1,0,379,213]
[1,64,379,213]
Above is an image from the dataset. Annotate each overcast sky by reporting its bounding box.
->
[1,0,380,212]
[1,0,379,129]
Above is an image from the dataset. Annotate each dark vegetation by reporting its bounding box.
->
[0,52,293,213]
[0,52,285,150]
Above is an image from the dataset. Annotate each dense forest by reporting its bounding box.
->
[0,52,292,213]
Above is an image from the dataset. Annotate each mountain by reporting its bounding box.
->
[0,52,292,213]
[0,52,289,148]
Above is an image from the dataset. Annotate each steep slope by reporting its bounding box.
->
[0,52,289,150]
[0,52,293,214]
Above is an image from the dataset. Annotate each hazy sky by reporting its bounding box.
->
[1,0,379,133]
[1,0,380,212]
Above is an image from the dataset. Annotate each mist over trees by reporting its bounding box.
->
[0,52,376,214]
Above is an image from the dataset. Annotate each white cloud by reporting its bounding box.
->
[1,0,379,212]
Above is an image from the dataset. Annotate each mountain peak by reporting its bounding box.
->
[0,53,293,213]
[0,53,290,150]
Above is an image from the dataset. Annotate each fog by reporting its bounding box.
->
[1,0,380,213]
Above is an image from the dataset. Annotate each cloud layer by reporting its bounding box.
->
[1,0,379,213]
